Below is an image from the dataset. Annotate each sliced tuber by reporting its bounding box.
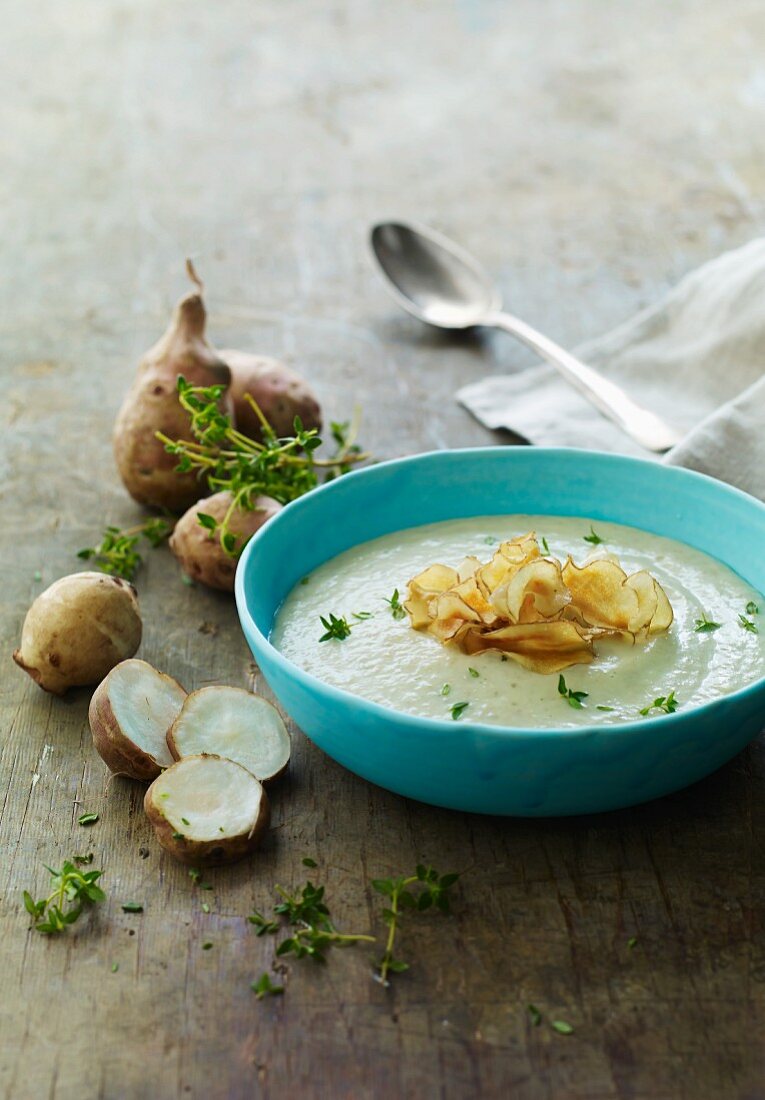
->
[89,659,186,781]
[221,349,322,440]
[168,686,290,783]
[13,572,142,695]
[144,754,270,865]
[169,491,282,591]
[113,261,232,512]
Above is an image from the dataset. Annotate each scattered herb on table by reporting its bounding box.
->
[23,860,105,935]
[78,518,172,581]
[252,973,284,1000]
[247,910,280,936]
[738,613,759,635]
[157,379,366,558]
[450,701,469,720]
[77,812,99,827]
[627,936,638,949]
[694,612,722,633]
[111,962,119,972]
[558,675,588,710]
[372,865,460,985]
[73,853,93,866]
[202,942,213,950]
[527,1003,542,1027]
[583,525,604,546]
[201,902,211,914]
[746,600,760,616]
[639,691,678,716]
[302,857,318,868]
[551,1020,574,1035]
[318,613,352,642]
[385,589,406,620]
[273,879,375,964]
[121,902,143,913]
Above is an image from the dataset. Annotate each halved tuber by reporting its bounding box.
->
[144,754,270,865]
[90,659,186,781]
[168,686,290,783]
[113,262,232,512]
[169,491,282,591]
[13,572,142,695]
[222,349,322,440]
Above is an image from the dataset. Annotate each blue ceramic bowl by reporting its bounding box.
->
[235,449,765,816]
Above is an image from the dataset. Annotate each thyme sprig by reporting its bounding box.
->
[77,517,172,581]
[157,378,367,558]
[372,865,460,985]
[639,691,678,716]
[694,612,722,633]
[270,880,375,964]
[23,860,105,934]
[558,675,588,709]
[318,613,352,642]
[385,589,406,620]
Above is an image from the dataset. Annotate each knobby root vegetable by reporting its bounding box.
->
[113,262,232,512]
[169,491,282,591]
[144,754,270,865]
[221,349,322,440]
[89,659,186,781]
[13,572,142,695]
[168,686,290,783]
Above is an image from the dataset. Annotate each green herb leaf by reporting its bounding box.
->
[551,1020,574,1035]
[450,701,469,720]
[627,936,638,949]
[738,614,759,634]
[318,613,352,642]
[111,962,119,972]
[373,864,459,985]
[77,813,99,827]
[251,972,284,1000]
[385,589,406,620]
[694,613,722,633]
[557,675,588,709]
[121,902,143,913]
[467,667,479,678]
[302,857,318,868]
[202,942,213,950]
[596,705,615,712]
[639,690,678,716]
[527,1003,542,1027]
[23,860,105,934]
[196,512,218,532]
[540,537,550,555]
[352,611,374,620]
[746,600,759,616]
[440,683,451,696]
[583,525,604,546]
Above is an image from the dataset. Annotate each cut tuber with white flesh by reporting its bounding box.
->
[89,659,187,782]
[144,754,270,865]
[168,686,290,783]
[13,572,142,695]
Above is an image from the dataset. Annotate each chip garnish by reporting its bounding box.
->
[403,531,673,674]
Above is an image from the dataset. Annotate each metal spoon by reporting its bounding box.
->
[370,221,681,453]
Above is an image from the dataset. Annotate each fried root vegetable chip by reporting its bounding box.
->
[403,530,673,674]
[462,621,596,674]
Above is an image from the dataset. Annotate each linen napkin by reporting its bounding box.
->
[457,239,765,501]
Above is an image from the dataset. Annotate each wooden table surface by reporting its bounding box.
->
[2,2,764,1097]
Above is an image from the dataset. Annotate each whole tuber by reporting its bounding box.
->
[113,262,231,512]
[221,349,322,440]
[169,491,282,592]
[13,572,142,695]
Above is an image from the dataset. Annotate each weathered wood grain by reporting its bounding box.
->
[1,1,764,1097]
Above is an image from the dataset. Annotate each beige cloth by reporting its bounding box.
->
[457,239,765,500]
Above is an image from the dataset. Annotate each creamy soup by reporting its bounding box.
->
[272,516,765,728]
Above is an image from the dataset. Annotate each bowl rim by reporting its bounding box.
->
[235,447,765,742]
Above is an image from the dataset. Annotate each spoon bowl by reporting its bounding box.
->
[371,222,500,328]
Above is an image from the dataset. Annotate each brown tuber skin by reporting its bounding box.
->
[113,263,232,512]
[144,754,270,866]
[13,572,142,695]
[169,491,282,592]
[221,349,322,440]
[89,660,186,782]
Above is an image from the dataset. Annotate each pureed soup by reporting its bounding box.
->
[272,516,765,729]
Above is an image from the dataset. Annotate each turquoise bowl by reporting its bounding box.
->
[235,449,765,816]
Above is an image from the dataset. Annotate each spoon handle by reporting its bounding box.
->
[485,311,681,453]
